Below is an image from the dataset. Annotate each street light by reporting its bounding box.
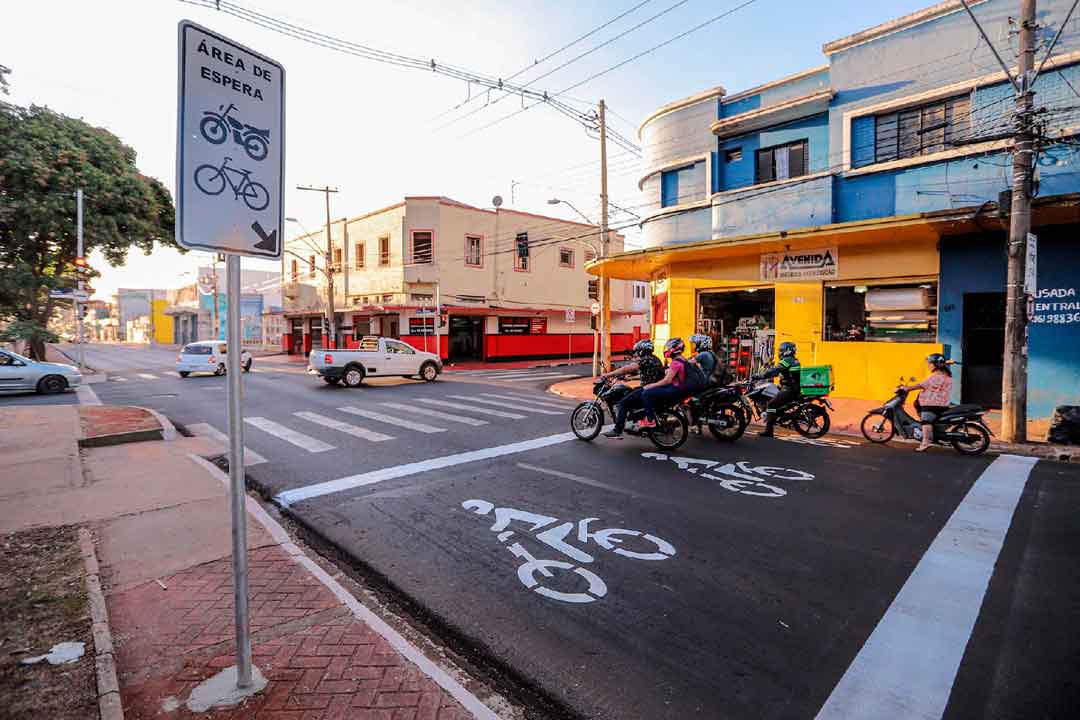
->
[547,197,593,225]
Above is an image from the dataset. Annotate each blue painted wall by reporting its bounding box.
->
[718,113,829,193]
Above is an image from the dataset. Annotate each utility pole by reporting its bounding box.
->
[211,258,220,340]
[598,99,612,372]
[297,185,340,348]
[75,189,85,370]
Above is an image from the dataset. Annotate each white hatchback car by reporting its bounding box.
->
[176,341,252,377]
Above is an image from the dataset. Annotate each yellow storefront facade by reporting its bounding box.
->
[591,211,967,403]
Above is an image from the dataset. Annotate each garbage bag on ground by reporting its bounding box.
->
[1048,405,1080,445]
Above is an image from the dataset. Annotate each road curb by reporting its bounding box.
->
[133,406,178,441]
[78,528,124,720]
[78,428,163,448]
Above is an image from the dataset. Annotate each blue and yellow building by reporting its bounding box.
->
[593,0,1080,423]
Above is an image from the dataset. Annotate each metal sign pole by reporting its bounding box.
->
[76,189,85,370]
[226,253,253,688]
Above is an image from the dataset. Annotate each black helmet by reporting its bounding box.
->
[689,334,713,352]
[631,339,654,358]
[663,337,685,359]
[927,353,947,369]
[779,341,797,359]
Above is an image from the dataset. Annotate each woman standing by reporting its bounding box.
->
[903,353,954,452]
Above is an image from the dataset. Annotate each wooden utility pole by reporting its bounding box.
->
[599,99,612,371]
[1001,0,1037,443]
[297,185,340,348]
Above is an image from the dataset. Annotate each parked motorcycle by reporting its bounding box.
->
[571,377,689,450]
[860,379,991,455]
[738,377,833,438]
[683,383,748,442]
[200,103,271,161]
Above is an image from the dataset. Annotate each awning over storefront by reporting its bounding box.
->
[587,193,1080,281]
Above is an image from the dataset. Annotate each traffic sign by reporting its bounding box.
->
[176,21,285,259]
[590,302,601,316]
[49,289,89,302]
[565,308,576,324]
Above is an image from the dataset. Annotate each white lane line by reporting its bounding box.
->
[380,402,489,426]
[504,373,573,382]
[338,406,446,434]
[244,417,335,453]
[111,376,129,383]
[516,463,652,500]
[463,371,538,379]
[415,398,526,419]
[276,430,581,506]
[137,373,158,380]
[75,384,101,405]
[477,392,575,409]
[293,411,395,442]
[448,394,563,416]
[815,454,1038,720]
[187,422,268,465]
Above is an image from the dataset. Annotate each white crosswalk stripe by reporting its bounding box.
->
[338,406,446,433]
[476,392,574,409]
[504,373,572,382]
[245,417,335,452]
[137,373,158,380]
[415,398,526,419]
[380,402,489,426]
[448,395,563,415]
[187,422,268,465]
[293,411,394,442]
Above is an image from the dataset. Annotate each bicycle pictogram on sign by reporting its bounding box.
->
[193,156,270,211]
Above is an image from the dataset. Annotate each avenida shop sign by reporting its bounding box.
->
[760,246,838,280]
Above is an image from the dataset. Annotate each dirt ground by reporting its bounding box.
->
[0,525,96,720]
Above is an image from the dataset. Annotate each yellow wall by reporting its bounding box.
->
[152,299,173,345]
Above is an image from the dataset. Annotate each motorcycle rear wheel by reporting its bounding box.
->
[860,412,894,443]
[707,402,747,442]
[648,409,689,451]
[950,421,990,456]
[571,402,604,441]
[793,404,830,438]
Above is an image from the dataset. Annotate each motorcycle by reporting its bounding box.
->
[683,383,748,442]
[738,377,833,438]
[860,378,991,455]
[200,103,271,161]
[571,377,689,451]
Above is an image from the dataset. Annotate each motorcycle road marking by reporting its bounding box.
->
[338,406,446,434]
[188,422,268,465]
[245,417,335,453]
[815,454,1038,720]
[415,399,526,419]
[447,395,563,415]
[276,429,592,506]
[293,411,395,442]
[380,402,489,426]
[478,393,575,409]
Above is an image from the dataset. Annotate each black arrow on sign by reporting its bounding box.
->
[251,221,278,253]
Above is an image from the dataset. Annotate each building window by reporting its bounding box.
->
[381,293,394,303]
[873,95,971,164]
[824,281,938,342]
[410,293,434,304]
[308,255,316,279]
[559,248,574,268]
[724,147,742,163]
[290,259,298,281]
[465,235,482,267]
[410,230,433,264]
[660,162,702,207]
[584,249,597,263]
[379,236,390,266]
[514,232,529,271]
[755,140,808,184]
[354,243,365,270]
[588,279,599,300]
[633,283,647,300]
[333,248,342,273]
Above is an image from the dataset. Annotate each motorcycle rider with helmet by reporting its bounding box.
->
[597,339,665,439]
[639,338,691,429]
[688,334,719,383]
[902,353,954,452]
[757,341,800,438]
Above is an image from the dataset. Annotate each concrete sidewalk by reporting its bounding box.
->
[0,406,498,719]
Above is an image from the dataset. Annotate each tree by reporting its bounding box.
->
[0,104,176,358]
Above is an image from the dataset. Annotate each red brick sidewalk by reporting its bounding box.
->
[110,543,469,719]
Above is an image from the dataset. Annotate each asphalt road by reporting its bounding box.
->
[76,349,1080,720]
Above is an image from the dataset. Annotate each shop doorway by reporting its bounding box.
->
[290,319,304,355]
[309,318,323,349]
[449,316,484,361]
[961,292,1005,408]
[697,289,776,380]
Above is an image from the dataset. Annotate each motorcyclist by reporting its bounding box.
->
[757,341,800,438]
[597,339,665,439]
[688,334,718,383]
[902,353,954,452]
[640,338,691,429]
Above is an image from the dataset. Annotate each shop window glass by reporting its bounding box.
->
[824,282,938,342]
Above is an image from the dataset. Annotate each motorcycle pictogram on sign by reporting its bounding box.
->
[200,103,271,161]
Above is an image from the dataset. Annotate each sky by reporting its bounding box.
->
[2,0,934,300]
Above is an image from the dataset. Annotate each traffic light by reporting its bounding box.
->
[74,257,90,275]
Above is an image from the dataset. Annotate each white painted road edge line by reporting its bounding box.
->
[815,453,1039,720]
[76,384,101,405]
[189,455,500,720]
[276,430,580,506]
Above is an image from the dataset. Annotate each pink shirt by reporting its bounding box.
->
[918,372,953,406]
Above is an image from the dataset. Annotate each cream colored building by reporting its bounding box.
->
[283,196,649,361]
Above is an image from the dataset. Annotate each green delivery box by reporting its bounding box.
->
[800,365,833,397]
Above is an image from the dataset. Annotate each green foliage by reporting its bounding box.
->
[0,319,58,347]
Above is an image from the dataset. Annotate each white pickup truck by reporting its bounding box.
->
[308,336,442,387]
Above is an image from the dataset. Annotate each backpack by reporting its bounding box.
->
[679,357,708,394]
[702,351,726,386]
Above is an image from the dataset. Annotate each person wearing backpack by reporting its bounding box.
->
[689,334,726,387]
[640,338,702,428]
